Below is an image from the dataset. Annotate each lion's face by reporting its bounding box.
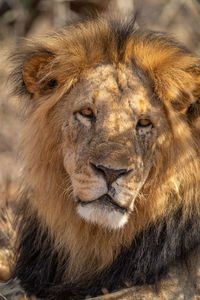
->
[61,64,165,229]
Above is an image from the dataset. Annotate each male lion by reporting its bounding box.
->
[8,16,200,299]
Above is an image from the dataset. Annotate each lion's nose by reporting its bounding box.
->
[90,162,131,188]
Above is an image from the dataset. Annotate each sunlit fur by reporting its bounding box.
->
[10,16,200,299]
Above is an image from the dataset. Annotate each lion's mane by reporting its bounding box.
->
[10,17,200,299]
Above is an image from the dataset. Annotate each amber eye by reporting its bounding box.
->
[137,119,152,127]
[79,108,94,119]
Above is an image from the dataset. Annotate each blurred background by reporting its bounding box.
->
[0,0,200,286]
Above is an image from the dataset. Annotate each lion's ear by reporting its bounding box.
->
[22,52,58,97]
[186,65,200,124]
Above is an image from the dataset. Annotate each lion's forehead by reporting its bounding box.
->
[84,64,138,91]
[78,64,156,115]
[64,63,165,146]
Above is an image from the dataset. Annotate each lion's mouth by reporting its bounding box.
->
[77,194,128,214]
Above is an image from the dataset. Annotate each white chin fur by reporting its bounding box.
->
[77,203,129,230]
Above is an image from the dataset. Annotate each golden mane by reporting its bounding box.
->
[10,17,200,299]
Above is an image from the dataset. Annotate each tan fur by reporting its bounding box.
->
[12,17,200,283]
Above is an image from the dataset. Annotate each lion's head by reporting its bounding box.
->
[11,17,200,298]
[61,62,164,229]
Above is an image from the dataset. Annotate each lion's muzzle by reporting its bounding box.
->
[72,158,145,229]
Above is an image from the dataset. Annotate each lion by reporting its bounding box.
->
[8,16,200,299]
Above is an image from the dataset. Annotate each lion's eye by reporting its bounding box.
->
[74,108,95,126]
[79,108,94,119]
[137,119,152,127]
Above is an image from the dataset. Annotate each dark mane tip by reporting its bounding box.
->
[109,15,138,51]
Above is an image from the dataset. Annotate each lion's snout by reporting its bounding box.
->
[89,162,132,188]
[74,161,136,229]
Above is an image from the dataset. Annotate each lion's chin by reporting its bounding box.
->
[77,202,129,230]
